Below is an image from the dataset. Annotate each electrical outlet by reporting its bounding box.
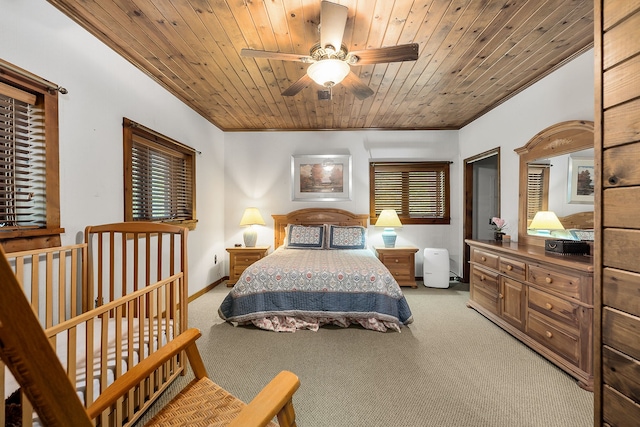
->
[214,254,217,264]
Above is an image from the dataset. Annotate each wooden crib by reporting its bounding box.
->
[1,222,188,427]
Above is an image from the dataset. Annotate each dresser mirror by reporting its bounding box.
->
[514,120,594,246]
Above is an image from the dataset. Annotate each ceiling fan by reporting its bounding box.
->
[240,1,419,100]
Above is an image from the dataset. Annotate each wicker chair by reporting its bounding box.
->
[0,246,299,427]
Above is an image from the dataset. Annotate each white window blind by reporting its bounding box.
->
[370,162,450,224]
[526,165,550,221]
[0,93,46,229]
[131,134,193,221]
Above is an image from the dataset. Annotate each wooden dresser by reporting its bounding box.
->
[466,239,594,389]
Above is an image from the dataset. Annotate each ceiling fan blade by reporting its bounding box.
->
[341,71,374,100]
[320,1,348,50]
[282,74,313,97]
[241,48,313,63]
[348,43,419,65]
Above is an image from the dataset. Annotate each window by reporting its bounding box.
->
[0,60,63,250]
[123,118,197,229]
[526,164,550,223]
[369,162,450,225]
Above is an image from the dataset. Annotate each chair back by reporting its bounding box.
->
[0,246,93,426]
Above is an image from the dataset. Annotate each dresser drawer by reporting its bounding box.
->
[527,311,580,365]
[528,287,580,327]
[472,281,500,315]
[499,256,526,281]
[471,265,499,294]
[528,265,583,300]
[472,249,499,270]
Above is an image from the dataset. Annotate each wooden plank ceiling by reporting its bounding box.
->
[47,0,594,131]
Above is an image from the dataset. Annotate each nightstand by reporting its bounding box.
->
[374,246,419,288]
[226,246,270,286]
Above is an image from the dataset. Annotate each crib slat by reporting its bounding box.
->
[45,252,54,328]
[85,317,95,408]
[30,254,38,318]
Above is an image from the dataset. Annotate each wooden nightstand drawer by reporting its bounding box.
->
[235,253,263,267]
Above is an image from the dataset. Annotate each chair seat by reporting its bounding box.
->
[145,377,279,427]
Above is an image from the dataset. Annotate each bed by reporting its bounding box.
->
[218,208,413,332]
[1,222,188,427]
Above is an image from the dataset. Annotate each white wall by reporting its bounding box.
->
[224,130,461,276]
[459,49,595,251]
[1,0,227,295]
[223,51,595,279]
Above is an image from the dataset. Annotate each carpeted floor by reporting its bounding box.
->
[135,281,593,427]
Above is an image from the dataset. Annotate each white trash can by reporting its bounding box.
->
[423,248,450,288]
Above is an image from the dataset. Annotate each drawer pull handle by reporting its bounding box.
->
[481,256,486,261]
[545,277,553,284]
[545,331,553,339]
[506,265,513,271]
[545,303,553,310]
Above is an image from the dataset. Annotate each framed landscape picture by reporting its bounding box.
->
[567,157,594,204]
[291,154,351,201]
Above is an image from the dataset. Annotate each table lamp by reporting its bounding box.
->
[528,211,565,236]
[239,207,265,247]
[375,209,403,248]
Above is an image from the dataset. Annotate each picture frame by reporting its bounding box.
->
[567,157,594,204]
[291,154,352,201]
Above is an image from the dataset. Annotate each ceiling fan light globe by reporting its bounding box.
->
[307,59,350,87]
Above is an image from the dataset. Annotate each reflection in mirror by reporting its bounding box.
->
[515,120,594,247]
[526,148,594,226]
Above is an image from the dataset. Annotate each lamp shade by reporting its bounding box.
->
[528,211,565,230]
[375,210,403,228]
[307,59,350,87]
[375,210,402,248]
[239,207,265,227]
[240,207,265,247]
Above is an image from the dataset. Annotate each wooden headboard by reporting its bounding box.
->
[558,211,594,229]
[272,208,370,249]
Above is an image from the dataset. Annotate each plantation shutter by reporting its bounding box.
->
[526,164,549,222]
[131,134,193,221]
[0,89,46,229]
[370,162,450,224]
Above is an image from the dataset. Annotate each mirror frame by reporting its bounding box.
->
[514,120,594,247]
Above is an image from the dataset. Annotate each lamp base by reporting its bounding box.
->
[381,228,397,248]
[243,228,257,247]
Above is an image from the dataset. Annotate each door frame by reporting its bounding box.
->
[462,147,500,283]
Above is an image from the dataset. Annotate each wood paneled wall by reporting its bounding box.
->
[595,1,640,425]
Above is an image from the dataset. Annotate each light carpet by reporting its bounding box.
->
[135,282,593,427]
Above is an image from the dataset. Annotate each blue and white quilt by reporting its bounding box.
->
[218,247,413,332]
